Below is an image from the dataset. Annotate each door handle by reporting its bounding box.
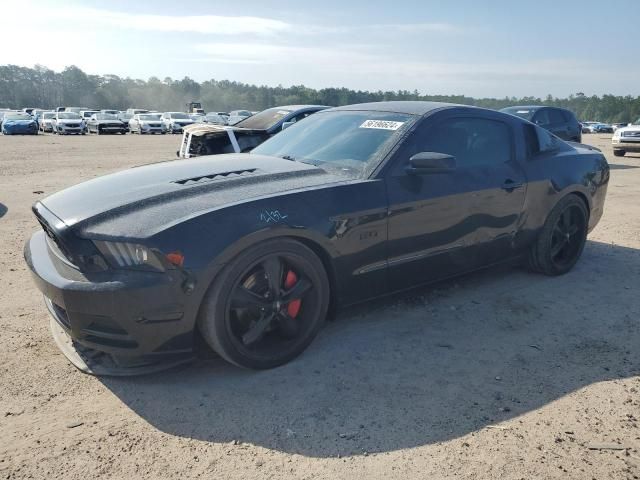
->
[502,179,523,191]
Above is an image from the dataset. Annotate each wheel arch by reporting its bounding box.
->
[192,228,340,329]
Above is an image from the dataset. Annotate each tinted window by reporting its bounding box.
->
[533,109,551,126]
[536,126,562,152]
[523,124,540,157]
[547,109,566,125]
[404,117,512,168]
[501,107,536,121]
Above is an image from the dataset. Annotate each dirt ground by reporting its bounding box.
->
[0,132,638,480]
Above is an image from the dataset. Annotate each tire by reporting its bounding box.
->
[613,150,625,157]
[198,238,330,369]
[528,194,589,276]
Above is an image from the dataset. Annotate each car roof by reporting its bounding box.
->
[328,101,464,115]
[266,105,330,111]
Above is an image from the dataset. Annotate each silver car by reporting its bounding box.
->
[52,112,86,135]
[129,113,166,134]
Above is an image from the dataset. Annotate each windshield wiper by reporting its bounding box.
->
[280,155,297,161]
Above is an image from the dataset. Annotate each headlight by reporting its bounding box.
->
[93,241,165,271]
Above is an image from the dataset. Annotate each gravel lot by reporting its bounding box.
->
[0,133,638,479]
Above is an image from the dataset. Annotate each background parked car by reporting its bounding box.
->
[581,121,598,133]
[117,112,133,132]
[129,113,166,134]
[87,113,127,135]
[1,112,38,135]
[591,123,614,134]
[612,122,629,132]
[227,109,252,125]
[39,111,55,132]
[612,117,640,157]
[64,107,88,114]
[189,113,205,122]
[100,109,120,115]
[500,106,582,142]
[161,112,195,134]
[126,108,150,115]
[201,113,228,125]
[179,104,329,158]
[52,112,85,135]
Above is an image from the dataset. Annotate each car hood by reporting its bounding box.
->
[56,119,82,124]
[4,119,34,125]
[39,154,352,236]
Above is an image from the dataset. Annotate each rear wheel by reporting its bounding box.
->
[198,239,330,369]
[528,194,588,276]
[613,150,625,157]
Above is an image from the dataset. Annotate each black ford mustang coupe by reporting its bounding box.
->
[24,102,609,374]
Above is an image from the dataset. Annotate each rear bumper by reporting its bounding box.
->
[24,231,197,366]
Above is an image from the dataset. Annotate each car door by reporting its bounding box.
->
[384,110,527,291]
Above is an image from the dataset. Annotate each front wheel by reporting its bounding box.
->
[613,150,625,157]
[528,194,589,276]
[198,238,330,369]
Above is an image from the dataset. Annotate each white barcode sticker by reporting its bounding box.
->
[359,120,404,130]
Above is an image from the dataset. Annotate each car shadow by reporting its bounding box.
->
[609,163,640,170]
[100,240,640,458]
[0,203,7,219]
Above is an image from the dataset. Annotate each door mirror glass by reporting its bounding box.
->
[407,152,456,175]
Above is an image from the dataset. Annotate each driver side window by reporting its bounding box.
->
[394,116,512,172]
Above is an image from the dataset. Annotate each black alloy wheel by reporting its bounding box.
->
[528,194,588,276]
[198,239,329,369]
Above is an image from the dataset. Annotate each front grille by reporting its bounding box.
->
[173,168,257,185]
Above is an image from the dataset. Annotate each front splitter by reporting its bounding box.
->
[49,318,194,376]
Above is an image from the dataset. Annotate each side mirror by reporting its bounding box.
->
[406,152,456,175]
[282,121,294,131]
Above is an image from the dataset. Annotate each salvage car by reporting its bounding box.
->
[1,112,38,135]
[178,105,329,158]
[500,106,582,142]
[612,118,640,157]
[201,113,228,125]
[590,123,614,134]
[24,101,610,375]
[129,113,166,134]
[39,111,55,132]
[161,112,195,134]
[52,112,85,135]
[86,113,127,135]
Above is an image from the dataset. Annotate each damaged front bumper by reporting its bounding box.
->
[24,230,195,375]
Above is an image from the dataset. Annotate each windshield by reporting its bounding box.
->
[235,108,291,129]
[57,112,81,119]
[83,111,98,117]
[139,114,162,121]
[252,110,413,172]
[43,112,55,119]
[96,114,117,120]
[5,113,32,120]
[501,107,536,121]
[169,113,189,119]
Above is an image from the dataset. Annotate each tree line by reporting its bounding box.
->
[1,64,639,123]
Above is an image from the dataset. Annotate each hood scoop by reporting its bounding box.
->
[173,168,258,186]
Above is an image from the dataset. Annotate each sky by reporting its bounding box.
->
[2,0,639,98]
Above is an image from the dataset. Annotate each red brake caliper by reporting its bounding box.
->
[284,270,302,318]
